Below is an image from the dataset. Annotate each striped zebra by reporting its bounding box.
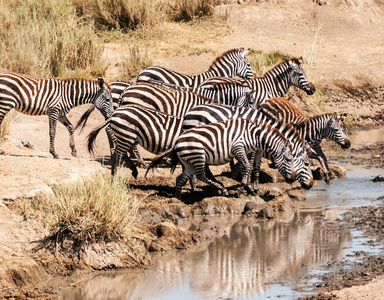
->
[0,72,112,158]
[199,57,316,107]
[110,80,132,110]
[136,48,255,88]
[260,97,351,183]
[183,103,313,191]
[148,118,295,200]
[87,105,184,179]
[146,79,255,108]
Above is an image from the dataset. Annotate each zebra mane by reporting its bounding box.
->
[208,48,244,70]
[60,77,112,90]
[262,57,302,79]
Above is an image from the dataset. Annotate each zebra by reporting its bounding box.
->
[146,79,255,108]
[0,72,112,158]
[183,103,313,191]
[110,80,133,110]
[136,47,255,88]
[259,97,351,184]
[148,118,296,200]
[87,105,185,179]
[199,57,316,108]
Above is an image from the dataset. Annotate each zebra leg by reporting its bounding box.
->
[233,145,253,195]
[205,165,225,188]
[176,160,196,200]
[194,161,229,196]
[48,109,60,159]
[311,145,333,184]
[251,150,263,193]
[121,154,139,179]
[0,103,16,155]
[58,115,77,157]
[132,144,148,167]
[105,125,117,155]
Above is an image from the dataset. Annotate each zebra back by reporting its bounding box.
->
[199,57,315,108]
[119,82,221,117]
[136,47,255,88]
[148,79,254,107]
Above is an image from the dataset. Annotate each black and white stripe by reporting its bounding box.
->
[164,118,295,200]
[183,103,314,190]
[136,48,255,88]
[199,57,316,108]
[0,72,112,158]
[110,80,132,110]
[87,105,184,179]
[260,97,351,183]
[147,79,254,108]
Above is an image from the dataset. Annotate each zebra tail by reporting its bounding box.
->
[87,120,110,156]
[75,103,97,133]
[144,148,178,178]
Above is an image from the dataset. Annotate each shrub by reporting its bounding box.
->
[170,0,223,22]
[119,45,153,80]
[0,0,105,77]
[19,173,142,246]
[93,0,164,31]
[248,50,292,76]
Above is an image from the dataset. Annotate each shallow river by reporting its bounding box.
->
[54,163,383,300]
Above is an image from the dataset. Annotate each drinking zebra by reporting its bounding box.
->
[148,118,296,200]
[259,97,351,183]
[87,105,184,179]
[183,103,313,191]
[0,72,112,158]
[136,47,255,88]
[199,57,316,107]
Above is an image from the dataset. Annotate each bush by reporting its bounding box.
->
[119,45,153,80]
[170,0,222,22]
[19,173,142,246]
[248,50,292,76]
[0,0,105,77]
[93,0,164,31]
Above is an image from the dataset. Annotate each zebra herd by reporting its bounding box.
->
[0,47,351,200]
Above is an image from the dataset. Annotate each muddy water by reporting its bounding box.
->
[56,164,384,300]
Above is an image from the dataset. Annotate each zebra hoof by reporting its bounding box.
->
[222,189,229,197]
[0,149,4,155]
[71,151,77,157]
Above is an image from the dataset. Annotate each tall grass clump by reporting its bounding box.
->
[248,49,292,76]
[0,0,105,77]
[93,0,165,31]
[19,173,142,247]
[169,0,224,22]
[119,45,153,80]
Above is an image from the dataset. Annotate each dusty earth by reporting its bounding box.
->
[0,0,384,299]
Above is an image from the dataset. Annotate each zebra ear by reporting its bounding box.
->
[98,77,104,88]
[288,60,293,66]
[332,112,338,120]
[242,48,250,57]
[298,57,303,64]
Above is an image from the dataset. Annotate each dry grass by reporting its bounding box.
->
[0,111,18,140]
[169,0,223,22]
[0,0,105,77]
[119,45,153,80]
[248,49,292,76]
[18,172,142,246]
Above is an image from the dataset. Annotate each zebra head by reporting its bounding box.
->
[325,113,351,149]
[95,77,113,120]
[273,139,296,183]
[232,48,255,80]
[287,57,316,95]
[293,140,314,190]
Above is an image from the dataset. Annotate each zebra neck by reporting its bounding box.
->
[297,115,329,143]
[264,63,291,97]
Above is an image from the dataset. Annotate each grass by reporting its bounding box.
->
[248,49,292,76]
[119,45,153,80]
[18,172,143,247]
[0,0,105,78]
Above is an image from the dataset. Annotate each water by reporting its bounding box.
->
[56,166,384,300]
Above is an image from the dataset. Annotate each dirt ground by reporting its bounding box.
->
[0,0,384,299]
